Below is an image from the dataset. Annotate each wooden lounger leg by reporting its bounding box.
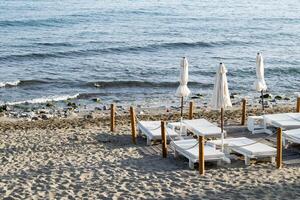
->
[146,137,151,146]
[282,137,287,148]
[222,156,231,164]
[189,160,195,169]
[245,156,251,165]
[271,156,275,164]
[174,150,178,158]
[138,128,142,136]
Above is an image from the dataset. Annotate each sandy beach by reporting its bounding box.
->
[1,105,299,199]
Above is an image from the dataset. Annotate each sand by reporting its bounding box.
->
[0,106,300,199]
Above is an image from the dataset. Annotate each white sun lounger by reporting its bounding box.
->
[137,121,179,145]
[170,139,230,169]
[283,128,300,146]
[263,113,300,134]
[183,119,224,137]
[207,137,276,165]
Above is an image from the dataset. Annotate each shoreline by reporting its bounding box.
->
[0,103,298,131]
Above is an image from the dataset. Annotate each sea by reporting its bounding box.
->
[0,0,299,109]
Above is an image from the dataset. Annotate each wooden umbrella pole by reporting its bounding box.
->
[221,108,224,133]
[110,104,116,132]
[189,101,194,120]
[180,96,184,118]
[261,90,264,111]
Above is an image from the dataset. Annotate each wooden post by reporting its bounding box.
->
[130,106,137,144]
[199,136,205,175]
[297,97,300,112]
[110,104,116,132]
[276,128,282,169]
[189,101,194,120]
[241,98,246,125]
[161,121,167,158]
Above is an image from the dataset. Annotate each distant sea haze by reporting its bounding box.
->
[0,0,299,106]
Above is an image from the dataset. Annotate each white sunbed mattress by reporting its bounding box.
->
[208,137,276,157]
[171,139,225,161]
[264,113,300,128]
[283,128,300,144]
[183,119,222,137]
[137,121,178,140]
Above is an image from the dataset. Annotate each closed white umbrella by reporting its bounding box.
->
[211,62,232,151]
[176,57,191,116]
[176,57,191,134]
[254,52,267,110]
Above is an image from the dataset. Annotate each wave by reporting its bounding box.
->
[0,40,245,61]
[0,80,21,88]
[4,94,80,106]
[35,42,74,47]
[0,80,50,88]
[0,18,74,28]
[89,81,213,88]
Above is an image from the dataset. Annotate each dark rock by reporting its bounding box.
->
[191,96,200,99]
[274,95,282,100]
[95,107,102,111]
[84,113,94,119]
[92,98,101,103]
[260,93,271,99]
[230,94,235,99]
[46,102,54,107]
[41,114,49,120]
[0,105,8,112]
[195,93,204,97]
[67,102,77,109]
[284,97,290,101]
[31,116,39,121]
[103,105,107,110]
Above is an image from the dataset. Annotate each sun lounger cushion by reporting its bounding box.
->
[208,137,276,157]
[283,129,300,144]
[264,113,300,128]
[138,120,178,140]
[183,119,222,136]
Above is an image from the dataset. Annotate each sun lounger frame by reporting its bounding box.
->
[171,139,230,169]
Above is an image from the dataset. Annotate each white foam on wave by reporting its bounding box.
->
[0,80,21,88]
[3,93,80,106]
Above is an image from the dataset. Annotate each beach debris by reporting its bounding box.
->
[94,83,101,88]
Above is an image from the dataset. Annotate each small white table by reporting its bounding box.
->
[247,116,265,134]
[167,122,187,136]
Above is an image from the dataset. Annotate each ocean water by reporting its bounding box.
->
[0,0,299,107]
